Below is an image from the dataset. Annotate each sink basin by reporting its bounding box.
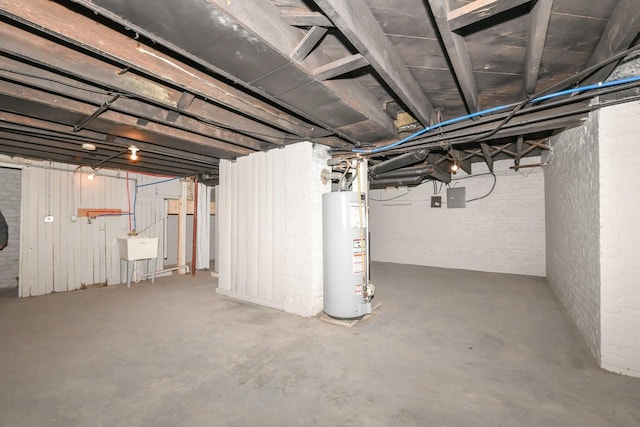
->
[118,237,159,260]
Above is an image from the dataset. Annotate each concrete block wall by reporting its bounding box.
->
[599,101,640,377]
[0,166,21,288]
[218,142,330,317]
[369,158,545,276]
[545,114,601,362]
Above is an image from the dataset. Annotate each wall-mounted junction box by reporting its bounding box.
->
[447,187,466,209]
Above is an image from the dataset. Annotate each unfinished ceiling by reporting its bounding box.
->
[0,0,638,179]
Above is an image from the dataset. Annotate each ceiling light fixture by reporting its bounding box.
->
[82,143,96,151]
[451,162,459,174]
[129,146,139,161]
[88,171,95,180]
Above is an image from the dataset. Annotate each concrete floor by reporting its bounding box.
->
[1,263,639,427]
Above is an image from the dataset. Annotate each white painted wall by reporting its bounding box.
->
[369,158,545,276]
[0,155,182,297]
[545,114,601,362]
[599,101,640,377]
[217,142,330,317]
[545,99,640,378]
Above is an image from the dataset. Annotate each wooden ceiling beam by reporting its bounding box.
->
[313,0,436,126]
[0,0,317,139]
[281,12,333,27]
[448,0,532,32]
[205,0,397,140]
[585,0,640,83]
[313,54,369,81]
[523,0,553,96]
[0,113,220,167]
[0,132,207,174]
[0,23,292,148]
[514,135,524,169]
[480,143,494,172]
[0,82,254,158]
[291,26,328,62]
[0,58,268,151]
[427,0,479,113]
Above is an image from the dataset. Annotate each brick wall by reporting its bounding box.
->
[369,158,545,276]
[544,113,601,362]
[599,101,640,376]
[0,167,21,289]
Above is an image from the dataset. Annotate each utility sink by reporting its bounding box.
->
[118,237,159,260]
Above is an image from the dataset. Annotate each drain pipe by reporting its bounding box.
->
[370,175,422,189]
[372,164,452,184]
[369,149,429,175]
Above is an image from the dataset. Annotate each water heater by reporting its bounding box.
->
[322,191,374,319]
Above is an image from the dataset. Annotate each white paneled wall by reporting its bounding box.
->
[217,142,330,317]
[0,156,183,297]
[370,158,546,276]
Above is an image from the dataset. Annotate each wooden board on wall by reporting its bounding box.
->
[167,200,216,215]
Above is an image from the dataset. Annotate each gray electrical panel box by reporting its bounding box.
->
[447,187,466,208]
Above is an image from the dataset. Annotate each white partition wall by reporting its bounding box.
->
[217,142,330,317]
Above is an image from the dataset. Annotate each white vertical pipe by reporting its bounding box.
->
[177,180,188,273]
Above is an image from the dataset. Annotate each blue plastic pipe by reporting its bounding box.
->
[354,75,640,155]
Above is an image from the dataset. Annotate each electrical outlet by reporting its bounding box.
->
[44,215,54,223]
[70,215,77,222]
[431,196,442,208]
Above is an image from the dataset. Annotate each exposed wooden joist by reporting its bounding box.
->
[313,54,369,81]
[0,0,318,140]
[291,26,328,62]
[523,0,553,95]
[0,133,203,175]
[0,82,254,158]
[313,0,436,126]
[206,0,397,140]
[281,12,333,27]
[427,0,479,113]
[165,92,196,122]
[0,22,293,147]
[450,149,472,174]
[448,0,532,32]
[480,143,494,172]
[514,135,524,170]
[0,59,267,151]
[0,141,194,176]
[585,0,640,83]
[0,112,220,168]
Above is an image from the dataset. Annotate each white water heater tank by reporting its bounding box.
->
[322,191,372,319]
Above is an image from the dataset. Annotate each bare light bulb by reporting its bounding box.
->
[129,146,139,161]
[88,172,95,180]
[451,163,459,173]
